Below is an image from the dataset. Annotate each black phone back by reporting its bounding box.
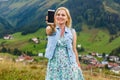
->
[48,9,55,24]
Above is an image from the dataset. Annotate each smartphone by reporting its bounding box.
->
[48,9,55,24]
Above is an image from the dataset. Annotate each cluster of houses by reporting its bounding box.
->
[3,34,13,40]
[80,52,120,74]
[3,34,40,44]
[31,37,47,44]
[31,38,39,44]
[0,53,45,63]
[15,53,44,62]
[15,54,34,62]
[3,34,39,44]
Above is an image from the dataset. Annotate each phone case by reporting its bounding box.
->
[48,9,55,24]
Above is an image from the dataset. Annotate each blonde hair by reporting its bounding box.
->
[54,7,72,28]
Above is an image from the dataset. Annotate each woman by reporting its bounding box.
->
[45,7,84,80]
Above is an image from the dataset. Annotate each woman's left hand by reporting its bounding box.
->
[77,60,81,68]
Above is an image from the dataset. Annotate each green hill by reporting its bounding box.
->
[0,28,47,55]
[0,0,67,37]
[0,0,120,37]
[0,26,120,55]
[77,24,120,54]
[0,0,120,55]
[0,54,118,80]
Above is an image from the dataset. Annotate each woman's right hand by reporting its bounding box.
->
[46,26,54,35]
[45,16,55,35]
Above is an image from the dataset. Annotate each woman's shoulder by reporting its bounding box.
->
[70,28,76,34]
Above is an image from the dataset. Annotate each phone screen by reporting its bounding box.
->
[48,9,55,24]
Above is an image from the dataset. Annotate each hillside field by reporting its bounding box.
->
[0,25,120,55]
[0,53,119,80]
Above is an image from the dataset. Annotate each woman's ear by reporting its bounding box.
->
[66,19,68,25]
[66,17,68,21]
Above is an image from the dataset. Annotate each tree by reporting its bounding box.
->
[1,47,7,53]
[77,46,85,52]
[102,53,106,58]
[109,46,120,57]
[13,48,22,55]
[7,48,11,53]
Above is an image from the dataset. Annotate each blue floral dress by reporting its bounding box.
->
[45,37,84,80]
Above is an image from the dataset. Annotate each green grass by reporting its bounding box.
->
[0,26,120,55]
[0,28,47,54]
[77,24,120,54]
[0,53,48,80]
[0,60,47,80]
[0,54,119,80]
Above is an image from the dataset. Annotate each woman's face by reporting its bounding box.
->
[55,9,68,25]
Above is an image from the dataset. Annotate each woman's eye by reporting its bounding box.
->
[62,14,65,16]
[57,14,60,16]
[56,13,65,16]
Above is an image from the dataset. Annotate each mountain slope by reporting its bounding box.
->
[63,0,120,34]
[0,0,66,36]
[0,26,120,55]
[0,0,120,37]
[0,16,13,37]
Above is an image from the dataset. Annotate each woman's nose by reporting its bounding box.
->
[59,15,63,18]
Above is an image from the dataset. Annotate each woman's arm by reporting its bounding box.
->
[46,25,56,35]
[46,26,53,35]
[72,30,81,68]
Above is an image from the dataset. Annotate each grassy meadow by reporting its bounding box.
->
[0,25,120,79]
[0,59,47,80]
[0,25,120,55]
[77,24,120,54]
[0,28,47,54]
[0,53,119,80]
[0,53,47,80]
